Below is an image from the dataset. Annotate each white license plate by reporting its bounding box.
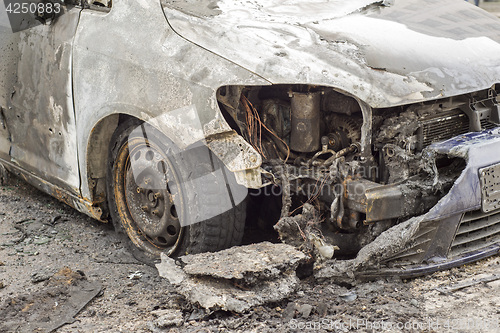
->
[479,162,500,213]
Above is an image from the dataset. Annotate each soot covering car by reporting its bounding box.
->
[1,0,500,275]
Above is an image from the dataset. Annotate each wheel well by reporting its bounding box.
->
[86,114,142,216]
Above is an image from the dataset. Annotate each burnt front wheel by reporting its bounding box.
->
[107,120,246,263]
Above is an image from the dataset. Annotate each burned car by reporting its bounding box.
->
[1,0,500,276]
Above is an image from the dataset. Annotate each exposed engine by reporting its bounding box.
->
[217,84,500,256]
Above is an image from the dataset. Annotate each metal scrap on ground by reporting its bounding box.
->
[435,273,500,294]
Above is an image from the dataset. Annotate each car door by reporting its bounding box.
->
[0,3,82,193]
[0,3,18,161]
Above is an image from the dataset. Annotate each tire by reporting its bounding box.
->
[106,119,246,263]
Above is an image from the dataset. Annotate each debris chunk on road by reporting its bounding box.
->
[152,309,184,328]
[155,256,187,285]
[156,242,307,313]
[127,271,143,280]
[180,241,307,283]
[298,304,314,318]
[31,268,56,284]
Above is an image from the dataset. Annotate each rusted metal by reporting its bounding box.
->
[0,160,105,222]
[113,136,184,253]
[345,178,438,223]
[310,136,336,165]
[289,91,321,153]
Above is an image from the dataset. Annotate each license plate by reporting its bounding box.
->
[479,162,500,213]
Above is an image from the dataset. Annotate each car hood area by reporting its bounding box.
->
[162,0,500,108]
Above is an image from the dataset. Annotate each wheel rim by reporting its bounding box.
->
[114,136,184,255]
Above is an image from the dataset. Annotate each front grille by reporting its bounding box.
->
[383,220,438,264]
[416,109,500,150]
[481,118,498,130]
[449,209,500,258]
[418,111,469,148]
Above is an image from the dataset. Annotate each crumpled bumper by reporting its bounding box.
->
[378,129,500,276]
[318,129,500,280]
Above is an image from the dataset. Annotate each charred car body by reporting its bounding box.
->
[1,0,500,276]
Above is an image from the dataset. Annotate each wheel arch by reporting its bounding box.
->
[85,113,143,217]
